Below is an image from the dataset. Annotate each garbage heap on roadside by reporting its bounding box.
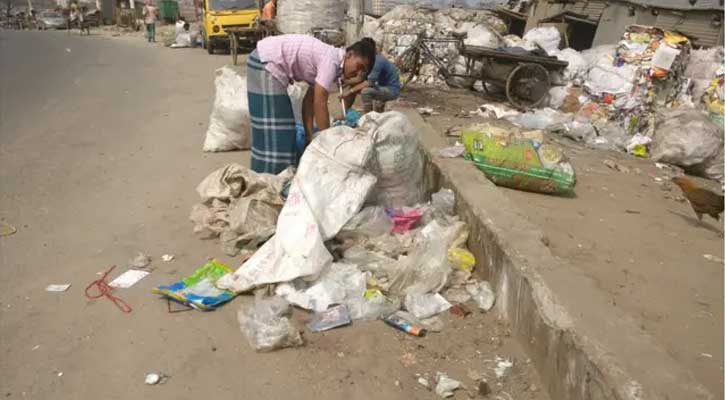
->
[497,25,724,182]
[362,5,507,87]
[188,111,496,351]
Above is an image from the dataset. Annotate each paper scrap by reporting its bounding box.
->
[45,284,71,292]
[109,269,150,289]
[651,45,680,71]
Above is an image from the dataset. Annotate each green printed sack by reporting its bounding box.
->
[462,128,576,195]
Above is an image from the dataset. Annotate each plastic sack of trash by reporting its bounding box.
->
[650,108,724,181]
[686,48,725,101]
[360,111,425,207]
[203,66,250,152]
[522,26,560,55]
[237,296,303,352]
[462,125,576,195]
[217,125,378,293]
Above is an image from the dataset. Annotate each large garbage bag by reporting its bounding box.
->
[651,108,724,181]
[361,111,425,207]
[276,0,344,34]
[217,125,378,293]
[584,63,637,97]
[203,66,250,152]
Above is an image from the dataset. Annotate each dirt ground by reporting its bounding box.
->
[0,30,548,399]
[399,86,725,397]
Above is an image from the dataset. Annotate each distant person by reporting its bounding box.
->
[69,3,83,29]
[142,0,158,43]
[261,0,276,20]
[341,38,401,113]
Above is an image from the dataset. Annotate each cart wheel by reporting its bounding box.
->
[505,63,550,110]
[395,45,421,90]
[230,33,238,65]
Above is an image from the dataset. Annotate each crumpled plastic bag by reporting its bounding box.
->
[203,66,250,152]
[217,125,378,293]
[404,293,452,319]
[190,164,291,256]
[237,296,303,352]
[552,48,587,82]
[275,263,367,313]
[584,63,637,96]
[338,206,393,238]
[522,26,561,55]
[651,108,724,180]
[388,219,468,296]
[468,281,495,311]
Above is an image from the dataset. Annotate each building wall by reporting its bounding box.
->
[591,2,636,46]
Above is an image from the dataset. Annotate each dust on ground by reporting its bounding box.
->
[399,85,725,397]
[0,31,548,400]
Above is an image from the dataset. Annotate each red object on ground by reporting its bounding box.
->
[85,265,133,313]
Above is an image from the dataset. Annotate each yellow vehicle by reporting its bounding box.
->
[200,0,261,55]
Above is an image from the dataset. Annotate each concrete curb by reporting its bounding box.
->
[402,109,714,400]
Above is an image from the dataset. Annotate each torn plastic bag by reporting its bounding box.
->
[237,296,303,352]
[388,220,469,296]
[342,246,398,277]
[217,126,378,292]
[338,206,393,238]
[275,263,367,313]
[361,111,424,207]
[584,63,636,97]
[203,66,250,152]
[504,108,571,131]
[405,293,452,319]
[468,281,495,311]
[431,188,455,215]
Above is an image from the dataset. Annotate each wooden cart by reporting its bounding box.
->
[461,45,569,109]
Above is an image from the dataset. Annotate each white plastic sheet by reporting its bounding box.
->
[217,125,378,293]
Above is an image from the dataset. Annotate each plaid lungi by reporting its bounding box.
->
[247,50,297,174]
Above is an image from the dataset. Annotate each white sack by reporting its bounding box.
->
[522,26,560,54]
[361,111,424,207]
[553,48,587,81]
[651,108,724,180]
[203,66,250,152]
[277,0,344,34]
[217,125,378,292]
[584,63,636,96]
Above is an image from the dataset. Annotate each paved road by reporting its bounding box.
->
[0,31,548,400]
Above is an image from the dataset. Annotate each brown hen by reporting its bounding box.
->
[672,176,724,221]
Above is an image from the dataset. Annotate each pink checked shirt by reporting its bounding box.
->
[257,34,344,91]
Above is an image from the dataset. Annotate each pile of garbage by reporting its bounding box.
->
[493,24,724,181]
[191,111,496,351]
[362,5,507,87]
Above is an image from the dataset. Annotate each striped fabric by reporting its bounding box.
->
[247,50,298,174]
